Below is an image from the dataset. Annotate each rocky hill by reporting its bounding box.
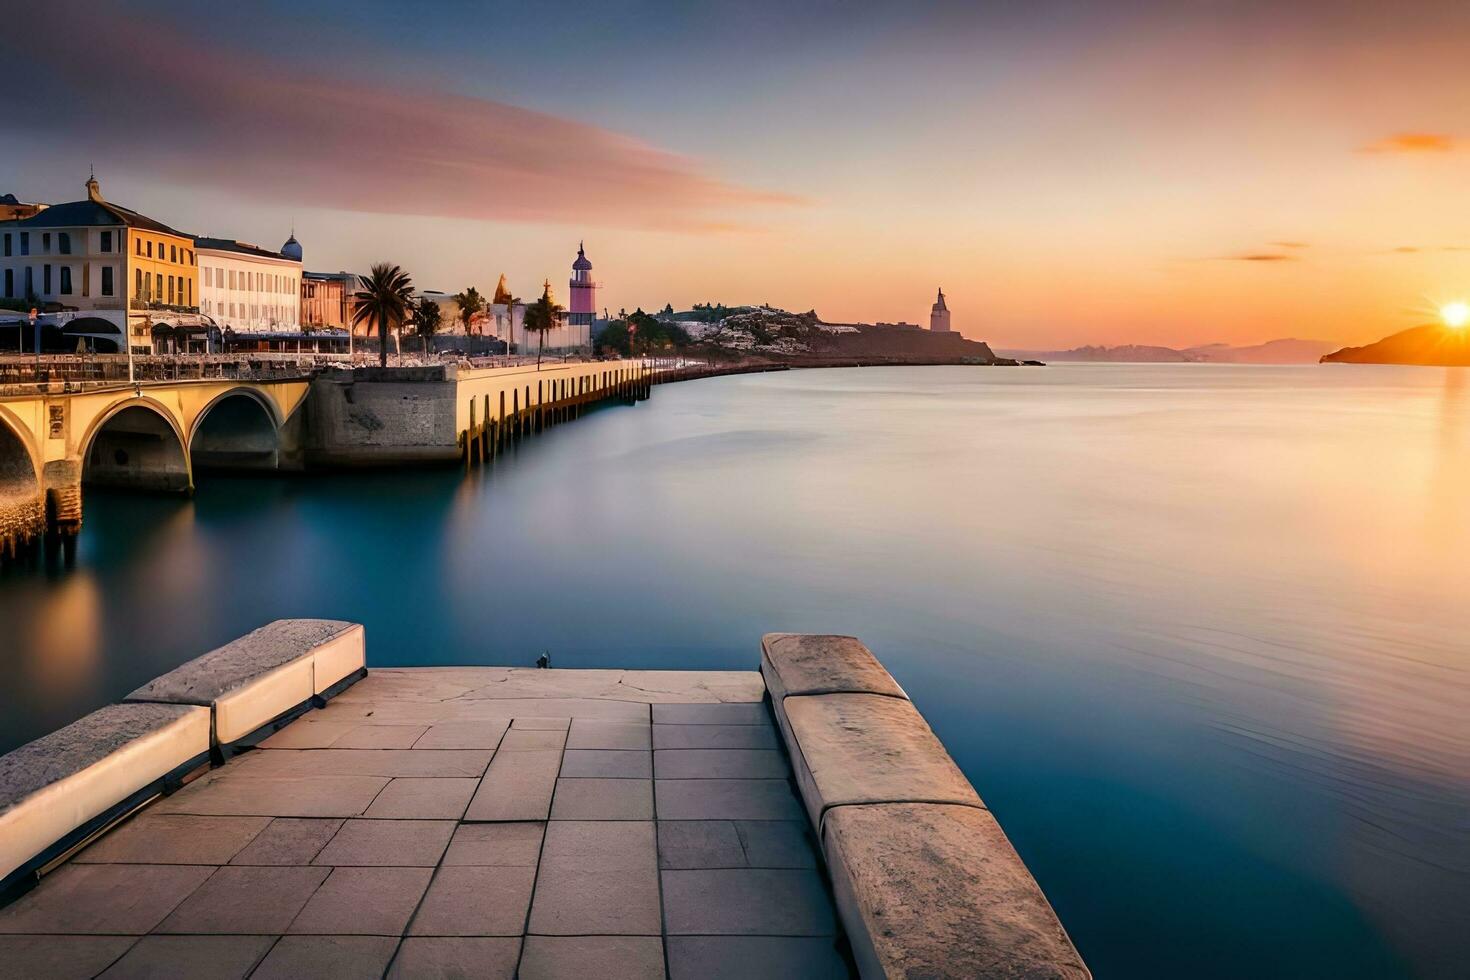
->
[1321,325,1470,366]
[671,307,1012,364]
[1000,338,1336,364]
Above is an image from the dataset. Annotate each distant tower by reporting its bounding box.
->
[930,287,951,332]
[568,241,597,327]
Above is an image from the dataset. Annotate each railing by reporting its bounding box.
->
[0,354,335,396]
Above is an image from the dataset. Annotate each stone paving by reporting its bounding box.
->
[0,668,853,979]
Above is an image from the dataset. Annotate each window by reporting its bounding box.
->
[2,233,9,257]
[59,232,71,255]
[136,238,142,255]
[24,267,32,297]
[82,263,89,297]
[135,268,144,297]
[42,233,50,252]
[43,264,52,294]
[167,275,175,305]
[155,273,162,298]
[146,241,153,258]
[3,269,10,298]
[101,266,113,296]
[186,279,192,306]
[170,245,177,263]
[20,232,29,256]
[100,230,112,252]
[59,267,72,294]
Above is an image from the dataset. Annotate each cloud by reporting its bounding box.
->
[0,3,801,232]
[1221,253,1298,262]
[1270,242,1310,249]
[1360,132,1461,154]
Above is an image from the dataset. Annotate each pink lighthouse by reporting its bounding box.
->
[568,242,598,327]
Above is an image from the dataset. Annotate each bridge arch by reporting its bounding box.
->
[80,397,192,493]
[189,387,282,472]
[0,406,44,556]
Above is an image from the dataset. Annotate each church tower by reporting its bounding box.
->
[568,242,597,327]
[930,288,951,332]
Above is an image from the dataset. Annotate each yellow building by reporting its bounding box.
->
[0,176,198,353]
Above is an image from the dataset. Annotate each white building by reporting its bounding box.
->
[195,235,302,334]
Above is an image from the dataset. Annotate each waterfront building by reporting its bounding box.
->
[930,287,951,332]
[568,241,598,329]
[0,176,197,352]
[195,235,302,334]
[487,273,589,353]
[302,270,358,333]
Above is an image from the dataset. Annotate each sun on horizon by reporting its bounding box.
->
[1440,302,1469,329]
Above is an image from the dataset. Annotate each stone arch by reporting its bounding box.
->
[0,407,43,556]
[81,398,191,493]
[189,388,281,472]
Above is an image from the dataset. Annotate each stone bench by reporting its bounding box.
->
[0,703,210,901]
[761,633,1090,979]
[126,619,366,755]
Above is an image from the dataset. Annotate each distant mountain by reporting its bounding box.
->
[998,338,1337,364]
[1321,325,1470,366]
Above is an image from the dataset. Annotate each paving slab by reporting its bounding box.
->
[651,703,769,726]
[529,822,660,936]
[822,803,1089,979]
[735,820,818,869]
[550,778,653,820]
[288,866,433,935]
[153,774,390,817]
[0,864,213,934]
[442,822,544,867]
[232,748,492,779]
[654,749,787,780]
[413,720,510,749]
[464,749,562,822]
[229,817,343,865]
[0,935,136,979]
[313,818,456,866]
[408,866,535,936]
[330,724,429,749]
[75,814,270,865]
[657,821,746,870]
[157,865,329,934]
[98,934,275,980]
[512,717,571,731]
[560,749,652,778]
[654,779,804,821]
[759,633,907,702]
[783,694,981,828]
[497,728,569,752]
[661,869,836,936]
[388,936,520,979]
[652,724,779,750]
[565,720,650,750]
[364,778,478,819]
[518,935,666,980]
[665,936,850,980]
[257,718,359,749]
[251,935,399,979]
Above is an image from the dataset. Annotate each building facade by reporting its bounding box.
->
[929,287,951,332]
[0,176,197,352]
[568,242,597,327]
[302,271,357,332]
[196,236,302,334]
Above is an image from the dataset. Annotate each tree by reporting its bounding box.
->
[522,279,565,368]
[453,287,485,336]
[413,295,442,356]
[352,263,415,367]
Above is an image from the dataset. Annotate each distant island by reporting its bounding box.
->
[599,305,1020,365]
[1320,325,1470,366]
[998,338,1337,364]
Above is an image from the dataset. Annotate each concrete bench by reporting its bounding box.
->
[761,634,1090,979]
[126,619,365,755]
[0,703,210,901]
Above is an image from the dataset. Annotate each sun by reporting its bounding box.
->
[1441,301,1469,329]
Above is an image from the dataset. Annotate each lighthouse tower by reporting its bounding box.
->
[568,242,597,328]
[930,288,952,332]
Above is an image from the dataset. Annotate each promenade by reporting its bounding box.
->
[0,667,850,979]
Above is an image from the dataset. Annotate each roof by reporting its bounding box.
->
[194,237,296,262]
[0,194,17,205]
[572,242,592,271]
[10,197,191,237]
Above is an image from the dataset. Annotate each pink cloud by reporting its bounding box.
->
[4,4,801,232]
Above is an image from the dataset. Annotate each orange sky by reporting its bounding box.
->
[6,1,1469,349]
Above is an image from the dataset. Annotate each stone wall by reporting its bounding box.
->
[305,368,461,466]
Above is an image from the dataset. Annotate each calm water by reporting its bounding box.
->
[1,364,1466,977]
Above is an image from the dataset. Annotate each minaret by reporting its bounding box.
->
[568,241,597,327]
[930,287,951,332]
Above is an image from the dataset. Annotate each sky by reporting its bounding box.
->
[4,0,1469,348]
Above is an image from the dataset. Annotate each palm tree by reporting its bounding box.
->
[522,279,565,368]
[413,295,442,357]
[453,287,485,337]
[352,263,415,367]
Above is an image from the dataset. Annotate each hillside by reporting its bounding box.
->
[1321,325,1470,366]
[1000,338,1336,364]
[667,307,1012,364]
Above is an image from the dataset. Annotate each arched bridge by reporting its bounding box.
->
[0,378,309,557]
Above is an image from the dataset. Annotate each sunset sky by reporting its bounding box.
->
[5,0,1469,348]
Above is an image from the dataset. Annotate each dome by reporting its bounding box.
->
[572,241,592,271]
[280,234,302,262]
